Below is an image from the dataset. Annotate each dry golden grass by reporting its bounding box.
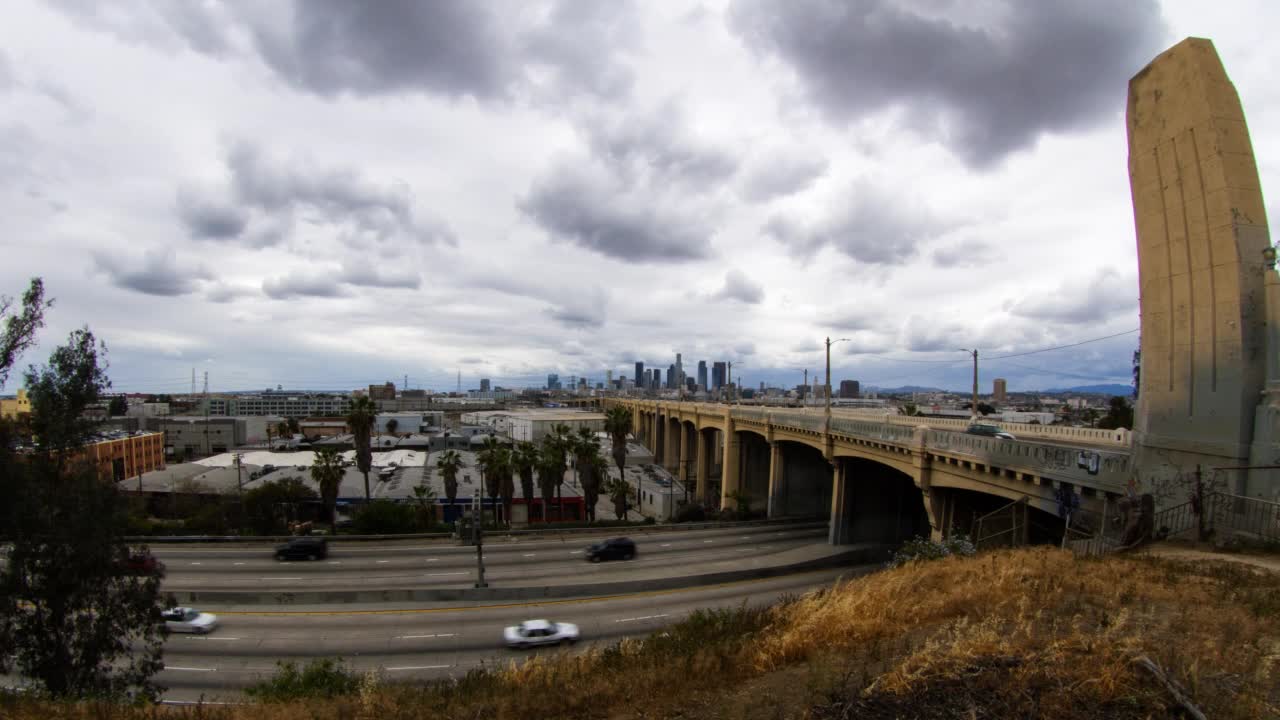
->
[4,548,1277,719]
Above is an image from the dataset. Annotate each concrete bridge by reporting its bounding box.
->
[596,399,1132,546]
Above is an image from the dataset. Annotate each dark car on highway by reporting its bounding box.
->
[586,537,636,562]
[274,536,328,561]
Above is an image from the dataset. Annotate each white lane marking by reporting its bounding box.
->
[233,562,246,566]
[377,560,390,564]
[188,562,202,566]
[569,550,582,554]
[328,561,342,565]
[703,540,714,544]
[396,633,458,639]
[425,558,438,562]
[660,543,672,547]
[259,576,302,580]
[741,536,751,540]
[386,664,450,671]
[615,614,669,623]
[183,637,240,641]
[164,665,216,672]
[427,572,468,577]
[737,548,753,552]
[522,553,536,557]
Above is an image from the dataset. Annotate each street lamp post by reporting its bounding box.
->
[960,348,979,420]
[824,337,851,421]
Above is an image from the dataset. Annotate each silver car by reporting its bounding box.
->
[162,607,219,634]
[503,619,579,649]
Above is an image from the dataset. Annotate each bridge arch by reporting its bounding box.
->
[831,456,931,546]
[769,440,834,518]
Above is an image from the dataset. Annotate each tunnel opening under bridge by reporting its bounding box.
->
[770,440,834,518]
[932,487,1067,548]
[831,457,931,545]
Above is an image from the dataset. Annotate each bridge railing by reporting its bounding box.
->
[924,428,1132,494]
[829,416,919,444]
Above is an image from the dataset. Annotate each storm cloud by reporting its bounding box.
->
[729,0,1168,167]
[92,248,211,297]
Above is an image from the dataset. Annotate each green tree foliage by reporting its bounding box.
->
[1097,396,1135,430]
[0,277,51,389]
[245,476,319,535]
[410,483,437,529]
[0,306,165,699]
[309,447,345,526]
[345,395,376,500]
[604,406,632,515]
[573,426,603,522]
[353,499,416,535]
[244,658,362,701]
[538,426,570,522]
[604,476,631,520]
[436,449,463,514]
[512,441,539,507]
[107,395,127,417]
[385,418,399,436]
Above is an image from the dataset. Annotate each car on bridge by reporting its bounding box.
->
[965,423,1016,440]
[503,619,579,649]
[586,537,637,562]
[161,607,219,634]
[274,536,328,561]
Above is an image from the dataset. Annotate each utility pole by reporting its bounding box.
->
[803,369,808,406]
[960,348,979,420]
[472,494,487,588]
[825,338,850,421]
[202,371,210,457]
[727,362,733,405]
[234,452,244,532]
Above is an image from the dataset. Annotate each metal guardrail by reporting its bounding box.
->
[1212,492,1280,543]
[125,516,829,544]
[1153,499,1199,540]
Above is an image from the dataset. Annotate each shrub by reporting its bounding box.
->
[353,500,417,535]
[674,504,707,523]
[244,658,362,702]
[887,533,976,568]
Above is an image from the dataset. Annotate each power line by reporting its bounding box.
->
[985,329,1139,360]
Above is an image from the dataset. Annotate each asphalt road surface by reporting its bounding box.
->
[154,524,831,593]
[154,566,866,703]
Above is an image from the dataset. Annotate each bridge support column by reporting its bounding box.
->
[677,424,690,485]
[695,429,710,505]
[767,441,785,518]
[828,459,851,544]
[652,413,664,465]
[720,419,740,510]
[664,419,679,471]
[911,425,945,541]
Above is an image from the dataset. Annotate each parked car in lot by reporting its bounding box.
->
[965,423,1016,440]
[586,537,636,562]
[121,552,165,575]
[503,619,579,649]
[162,607,219,634]
[274,536,328,561]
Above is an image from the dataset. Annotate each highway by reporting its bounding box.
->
[153,524,831,593]
[154,566,865,702]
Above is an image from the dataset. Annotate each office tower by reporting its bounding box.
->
[634,362,644,387]
[994,378,1007,403]
[712,361,726,390]
[839,380,860,399]
[697,360,707,390]
[547,373,560,390]
[480,378,490,392]
[606,370,612,388]
[666,364,675,389]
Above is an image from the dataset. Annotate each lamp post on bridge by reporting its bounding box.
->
[824,337,851,423]
[959,348,979,421]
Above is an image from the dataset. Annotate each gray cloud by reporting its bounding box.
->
[520,160,713,262]
[262,271,352,300]
[587,103,739,189]
[178,141,454,248]
[548,287,609,327]
[205,283,257,304]
[0,50,12,92]
[92,247,211,297]
[828,306,881,332]
[1010,267,1137,324]
[729,0,1168,167]
[338,263,421,290]
[176,187,249,240]
[738,148,828,202]
[714,269,764,304]
[765,182,934,264]
[932,238,995,268]
[54,0,639,102]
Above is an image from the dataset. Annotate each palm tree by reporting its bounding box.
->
[436,449,462,521]
[604,406,632,511]
[512,441,539,515]
[476,436,505,524]
[309,447,346,526]
[495,447,514,527]
[286,416,300,435]
[604,476,630,521]
[411,483,436,529]
[346,396,377,500]
[573,427,602,522]
[385,418,399,436]
[537,433,564,523]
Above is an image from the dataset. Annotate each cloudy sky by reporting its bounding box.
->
[2,0,1277,395]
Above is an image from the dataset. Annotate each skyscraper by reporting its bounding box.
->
[697,360,707,390]
[993,378,1007,403]
[547,374,560,390]
[666,364,676,389]
[711,361,726,390]
[634,361,644,387]
[675,353,684,391]
[839,380,860,399]
[479,378,490,392]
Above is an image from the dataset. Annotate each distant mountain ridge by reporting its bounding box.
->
[868,383,1134,396]
[1043,384,1135,396]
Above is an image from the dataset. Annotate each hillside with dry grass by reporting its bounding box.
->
[4,547,1277,719]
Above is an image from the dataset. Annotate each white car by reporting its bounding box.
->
[162,607,219,634]
[503,619,579,649]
